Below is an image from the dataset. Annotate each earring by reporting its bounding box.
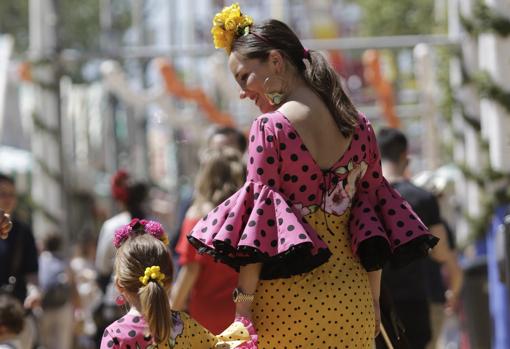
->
[263,76,287,106]
[115,295,126,306]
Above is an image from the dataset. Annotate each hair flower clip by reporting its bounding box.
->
[211,3,253,53]
[113,219,169,248]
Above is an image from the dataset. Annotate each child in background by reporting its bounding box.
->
[0,295,24,349]
[38,232,79,349]
[101,219,256,348]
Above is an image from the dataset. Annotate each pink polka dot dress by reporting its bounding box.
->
[188,111,438,348]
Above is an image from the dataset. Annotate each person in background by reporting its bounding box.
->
[101,219,256,348]
[70,228,101,349]
[207,126,248,154]
[414,171,460,349]
[171,148,245,334]
[170,126,248,266]
[94,170,149,346]
[0,173,39,349]
[376,128,463,349]
[0,295,25,349]
[38,231,79,349]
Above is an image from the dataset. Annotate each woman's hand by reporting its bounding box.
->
[373,298,381,337]
[0,210,12,239]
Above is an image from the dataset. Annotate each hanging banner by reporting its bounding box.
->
[155,58,234,126]
[362,49,400,128]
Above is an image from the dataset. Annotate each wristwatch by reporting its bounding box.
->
[232,287,255,303]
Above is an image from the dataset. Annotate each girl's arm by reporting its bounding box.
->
[235,263,262,319]
[170,262,200,310]
[368,269,382,336]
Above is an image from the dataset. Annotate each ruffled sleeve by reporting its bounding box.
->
[349,117,439,271]
[187,115,331,280]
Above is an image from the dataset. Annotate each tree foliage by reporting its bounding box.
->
[354,0,445,36]
[0,0,130,54]
[0,0,30,52]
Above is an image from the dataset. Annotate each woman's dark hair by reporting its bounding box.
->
[231,19,359,136]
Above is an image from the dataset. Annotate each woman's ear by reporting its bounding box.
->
[268,49,284,74]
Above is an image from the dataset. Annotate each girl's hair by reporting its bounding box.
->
[231,19,359,136]
[115,234,173,344]
[194,147,245,207]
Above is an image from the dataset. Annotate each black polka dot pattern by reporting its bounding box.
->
[186,112,436,346]
[252,211,375,347]
[101,310,256,348]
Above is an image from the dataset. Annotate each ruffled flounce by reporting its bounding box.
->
[350,179,439,271]
[188,181,331,280]
[216,316,258,348]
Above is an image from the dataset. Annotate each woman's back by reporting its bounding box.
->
[279,94,353,170]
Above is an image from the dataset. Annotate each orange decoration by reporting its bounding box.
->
[18,62,32,82]
[362,50,400,128]
[156,58,234,126]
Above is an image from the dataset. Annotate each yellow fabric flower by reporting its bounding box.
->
[139,265,165,287]
[211,3,254,53]
[161,234,169,246]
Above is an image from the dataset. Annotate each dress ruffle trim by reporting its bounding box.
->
[349,179,439,271]
[216,316,258,348]
[187,181,332,280]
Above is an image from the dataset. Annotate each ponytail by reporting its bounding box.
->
[139,282,172,344]
[303,51,358,136]
[114,234,174,345]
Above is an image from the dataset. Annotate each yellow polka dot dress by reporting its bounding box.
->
[252,209,375,348]
[188,112,438,348]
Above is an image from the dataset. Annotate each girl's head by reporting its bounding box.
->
[212,4,358,136]
[114,220,173,344]
[195,147,245,207]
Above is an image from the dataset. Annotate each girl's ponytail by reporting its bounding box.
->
[114,233,174,345]
[139,281,172,344]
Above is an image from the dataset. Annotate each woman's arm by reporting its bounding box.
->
[368,269,382,336]
[235,263,262,319]
[170,262,201,310]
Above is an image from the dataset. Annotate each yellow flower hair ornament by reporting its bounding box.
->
[139,266,166,287]
[211,3,253,53]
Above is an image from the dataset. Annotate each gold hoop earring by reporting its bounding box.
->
[263,76,287,106]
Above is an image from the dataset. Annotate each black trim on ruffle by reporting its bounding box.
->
[357,235,439,271]
[356,236,392,271]
[187,236,332,280]
[390,234,439,268]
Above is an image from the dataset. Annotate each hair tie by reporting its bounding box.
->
[139,265,165,287]
[303,48,311,60]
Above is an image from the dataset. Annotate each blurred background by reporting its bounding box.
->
[0,0,510,348]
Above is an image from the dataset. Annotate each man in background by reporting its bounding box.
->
[376,128,463,349]
[0,173,40,349]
